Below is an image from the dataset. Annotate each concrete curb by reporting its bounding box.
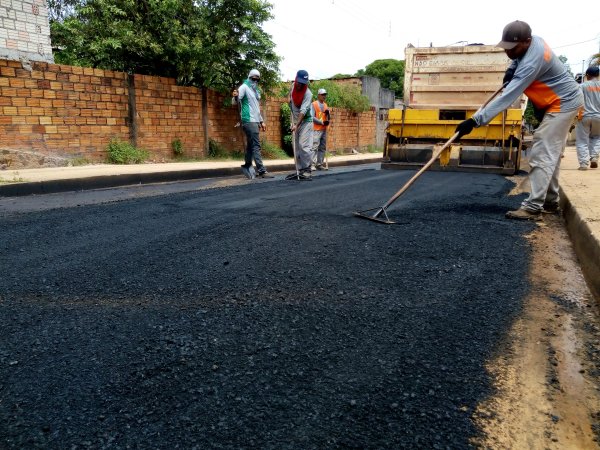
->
[560,187,600,299]
[0,156,383,197]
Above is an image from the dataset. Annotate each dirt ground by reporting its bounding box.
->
[472,179,600,449]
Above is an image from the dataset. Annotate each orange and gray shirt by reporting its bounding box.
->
[580,79,600,118]
[473,35,583,126]
[312,100,330,131]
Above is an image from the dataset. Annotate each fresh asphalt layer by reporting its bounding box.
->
[0,166,535,448]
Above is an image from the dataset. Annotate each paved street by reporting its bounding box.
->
[1,165,598,448]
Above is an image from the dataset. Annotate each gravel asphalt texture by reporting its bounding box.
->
[0,167,534,449]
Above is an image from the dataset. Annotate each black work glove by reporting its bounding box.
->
[455,118,476,139]
[503,67,516,85]
[323,120,330,126]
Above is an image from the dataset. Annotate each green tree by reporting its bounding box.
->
[196,0,280,93]
[355,59,405,96]
[51,0,203,78]
[47,0,81,22]
[50,0,280,151]
[51,0,279,91]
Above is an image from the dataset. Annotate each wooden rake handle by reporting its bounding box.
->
[379,132,459,211]
[377,83,506,214]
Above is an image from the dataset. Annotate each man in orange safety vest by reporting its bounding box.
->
[311,88,331,170]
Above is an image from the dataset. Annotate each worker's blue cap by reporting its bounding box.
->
[296,70,309,84]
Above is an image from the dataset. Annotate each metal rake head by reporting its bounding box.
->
[353,207,395,225]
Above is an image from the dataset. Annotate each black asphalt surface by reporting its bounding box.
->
[0,167,535,449]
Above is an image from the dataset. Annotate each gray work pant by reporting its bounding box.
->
[242,122,266,174]
[312,130,327,166]
[575,116,600,166]
[294,121,313,173]
[522,110,579,212]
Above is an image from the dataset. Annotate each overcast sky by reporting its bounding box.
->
[262,0,600,81]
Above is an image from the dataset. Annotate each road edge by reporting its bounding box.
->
[560,187,600,299]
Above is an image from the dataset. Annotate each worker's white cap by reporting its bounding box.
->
[318,88,327,95]
[248,69,260,79]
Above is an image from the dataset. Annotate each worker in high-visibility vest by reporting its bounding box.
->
[311,88,331,170]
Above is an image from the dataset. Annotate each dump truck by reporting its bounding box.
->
[382,45,525,174]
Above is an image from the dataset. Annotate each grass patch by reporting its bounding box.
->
[207,139,244,160]
[68,157,92,166]
[261,140,289,159]
[365,145,383,153]
[107,138,149,164]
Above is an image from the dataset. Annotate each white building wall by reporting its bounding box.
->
[0,0,53,63]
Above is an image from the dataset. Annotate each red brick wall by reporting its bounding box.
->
[0,59,376,164]
[263,97,286,150]
[0,60,129,160]
[135,74,204,158]
[327,109,376,151]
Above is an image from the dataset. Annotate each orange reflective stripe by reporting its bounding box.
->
[525,81,561,112]
[543,40,551,62]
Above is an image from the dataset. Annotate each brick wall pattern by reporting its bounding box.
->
[0,59,376,163]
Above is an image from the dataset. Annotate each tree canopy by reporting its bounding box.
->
[355,59,405,96]
[47,0,80,22]
[50,0,281,93]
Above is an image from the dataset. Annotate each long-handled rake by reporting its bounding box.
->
[324,109,331,170]
[353,84,505,224]
[353,132,459,224]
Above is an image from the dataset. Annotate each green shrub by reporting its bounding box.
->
[172,138,183,157]
[208,139,244,160]
[280,102,293,156]
[310,80,371,112]
[208,139,227,158]
[261,140,289,159]
[106,138,149,164]
[278,80,371,113]
[68,157,91,166]
[283,135,293,153]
